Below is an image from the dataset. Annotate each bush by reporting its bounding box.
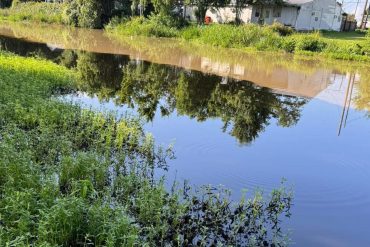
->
[109,15,179,38]
[281,36,297,52]
[269,22,294,36]
[189,24,282,50]
[62,0,79,26]
[77,0,101,28]
[293,33,327,52]
[325,40,363,56]
[62,0,102,28]
[181,25,201,40]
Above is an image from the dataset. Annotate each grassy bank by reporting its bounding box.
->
[0,52,292,246]
[0,2,63,24]
[1,1,369,62]
[108,16,370,62]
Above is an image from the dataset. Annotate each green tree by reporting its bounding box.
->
[77,0,102,28]
[63,0,102,28]
[151,0,175,15]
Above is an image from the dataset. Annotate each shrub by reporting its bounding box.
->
[325,40,363,55]
[62,0,79,26]
[269,22,294,36]
[77,0,101,29]
[293,33,327,52]
[281,36,297,52]
[181,25,201,40]
[63,0,102,28]
[109,15,179,38]
[189,24,283,50]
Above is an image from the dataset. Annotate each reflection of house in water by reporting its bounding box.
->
[316,73,359,108]
[200,57,332,99]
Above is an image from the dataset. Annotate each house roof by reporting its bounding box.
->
[285,0,343,5]
[285,0,313,5]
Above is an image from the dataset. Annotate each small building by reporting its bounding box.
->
[186,0,345,31]
[288,0,344,31]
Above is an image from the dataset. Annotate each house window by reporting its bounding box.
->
[315,17,319,21]
[255,10,260,18]
[265,10,270,18]
[273,8,282,18]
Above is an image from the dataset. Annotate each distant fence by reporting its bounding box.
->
[341,20,357,32]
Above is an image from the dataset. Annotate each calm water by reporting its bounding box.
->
[1,23,370,247]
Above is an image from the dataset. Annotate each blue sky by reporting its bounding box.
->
[342,1,368,20]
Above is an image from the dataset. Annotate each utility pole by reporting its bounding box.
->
[361,0,369,29]
[354,0,360,17]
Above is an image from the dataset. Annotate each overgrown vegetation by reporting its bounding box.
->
[0,51,293,245]
[108,18,370,61]
[0,0,122,28]
[0,1,63,24]
[1,0,368,61]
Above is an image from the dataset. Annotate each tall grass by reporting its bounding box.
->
[108,17,370,62]
[0,2,63,24]
[107,15,181,38]
[0,52,293,246]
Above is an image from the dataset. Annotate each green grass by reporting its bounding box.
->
[0,2,63,24]
[321,30,367,40]
[108,17,370,62]
[0,52,293,246]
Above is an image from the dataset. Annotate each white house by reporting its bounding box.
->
[288,0,344,31]
[185,0,344,31]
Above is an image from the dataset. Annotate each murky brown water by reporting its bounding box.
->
[1,22,370,247]
[0,22,369,107]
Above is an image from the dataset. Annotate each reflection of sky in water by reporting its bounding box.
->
[62,92,370,247]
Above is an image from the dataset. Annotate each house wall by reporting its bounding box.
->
[295,0,343,31]
[250,6,298,26]
[205,6,253,23]
[184,0,343,31]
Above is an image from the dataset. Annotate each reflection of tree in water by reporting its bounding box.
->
[0,36,63,61]
[355,73,370,115]
[76,52,126,101]
[74,52,307,144]
[118,62,179,120]
[176,72,306,144]
[1,36,310,144]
